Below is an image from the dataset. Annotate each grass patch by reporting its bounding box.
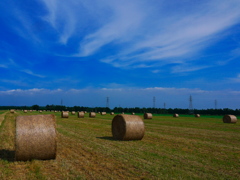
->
[0,111,239,179]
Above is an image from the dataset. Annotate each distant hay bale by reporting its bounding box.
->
[29,110,32,112]
[112,114,145,140]
[89,112,96,118]
[122,112,124,114]
[78,111,84,118]
[173,113,179,118]
[195,114,200,118]
[15,114,57,161]
[71,111,76,115]
[101,112,106,115]
[223,115,237,123]
[10,109,15,113]
[144,113,152,119]
[132,112,135,115]
[110,112,114,115]
[39,110,42,113]
[24,110,27,113]
[61,111,69,118]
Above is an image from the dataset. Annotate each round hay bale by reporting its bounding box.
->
[10,109,15,113]
[144,113,152,119]
[101,112,106,115]
[89,112,96,118]
[132,112,135,115]
[195,114,200,118]
[173,113,179,118]
[78,111,84,118]
[61,111,69,118]
[71,111,76,115]
[39,110,43,113]
[110,112,114,115]
[15,114,57,161]
[112,114,145,140]
[29,110,32,112]
[24,110,27,113]
[223,115,237,123]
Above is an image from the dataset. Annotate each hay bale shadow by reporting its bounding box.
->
[96,136,118,141]
[0,149,15,162]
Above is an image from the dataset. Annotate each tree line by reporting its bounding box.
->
[1,105,240,115]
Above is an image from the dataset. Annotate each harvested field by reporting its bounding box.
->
[0,110,240,179]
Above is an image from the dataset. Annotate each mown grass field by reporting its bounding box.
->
[0,110,240,179]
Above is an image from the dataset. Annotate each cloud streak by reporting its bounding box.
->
[37,0,240,72]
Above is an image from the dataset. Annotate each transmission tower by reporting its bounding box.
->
[189,95,194,114]
[153,96,156,108]
[106,97,109,108]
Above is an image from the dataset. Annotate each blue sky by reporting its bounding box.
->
[1,0,240,109]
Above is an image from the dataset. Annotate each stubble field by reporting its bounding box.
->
[0,110,239,179]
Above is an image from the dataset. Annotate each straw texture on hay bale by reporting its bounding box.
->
[61,112,69,118]
[71,111,76,115]
[144,113,152,119]
[10,109,15,113]
[112,114,145,140]
[195,114,200,118]
[223,115,237,123]
[15,114,57,161]
[78,111,84,118]
[173,113,179,118]
[101,112,106,115]
[89,112,96,118]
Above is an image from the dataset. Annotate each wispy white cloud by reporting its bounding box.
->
[171,64,212,73]
[0,64,7,68]
[0,58,18,69]
[228,74,240,83]
[74,0,240,71]
[0,79,29,87]
[20,69,45,78]
[3,0,240,74]
[39,0,240,72]
[41,0,78,44]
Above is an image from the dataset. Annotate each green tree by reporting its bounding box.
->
[32,104,40,110]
